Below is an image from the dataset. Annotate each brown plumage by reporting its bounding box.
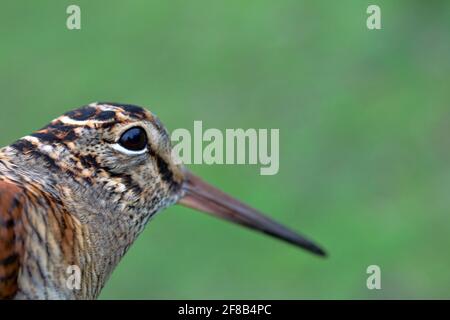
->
[0,102,325,300]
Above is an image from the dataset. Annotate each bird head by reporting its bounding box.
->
[12,102,325,257]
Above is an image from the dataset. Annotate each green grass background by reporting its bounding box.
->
[1,0,449,299]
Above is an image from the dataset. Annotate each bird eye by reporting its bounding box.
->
[118,127,148,152]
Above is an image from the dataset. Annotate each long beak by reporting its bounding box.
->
[178,171,326,257]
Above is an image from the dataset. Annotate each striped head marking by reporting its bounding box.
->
[9,102,186,229]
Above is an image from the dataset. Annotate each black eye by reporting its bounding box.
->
[119,127,148,152]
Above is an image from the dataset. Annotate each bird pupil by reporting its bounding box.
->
[119,127,147,151]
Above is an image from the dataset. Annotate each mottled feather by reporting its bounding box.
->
[0,180,24,299]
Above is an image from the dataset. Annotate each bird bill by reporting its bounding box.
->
[178,171,326,257]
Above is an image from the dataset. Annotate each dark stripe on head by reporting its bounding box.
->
[65,106,97,121]
[155,155,173,184]
[148,147,177,188]
[31,132,59,144]
[47,123,78,141]
[99,102,147,120]
[120,104,145,115]
[94,111,116,121]
[11,139,35,153]
[33,122,78,143]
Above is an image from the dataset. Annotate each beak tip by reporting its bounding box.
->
[313,247,328,258]
[295,239,327,258]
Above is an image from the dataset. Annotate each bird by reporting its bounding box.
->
[0,102,326,300]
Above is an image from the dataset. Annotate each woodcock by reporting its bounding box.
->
[0,102,326,300]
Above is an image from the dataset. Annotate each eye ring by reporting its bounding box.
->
[117,127,148,153]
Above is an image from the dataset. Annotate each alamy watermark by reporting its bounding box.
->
[171,121,279,176]
[367,5,381,30]
[366,265,381,290]
[66,265,81,290]
[66,5,81,30]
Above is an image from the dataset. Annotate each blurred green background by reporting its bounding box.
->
[1,0,450,299]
